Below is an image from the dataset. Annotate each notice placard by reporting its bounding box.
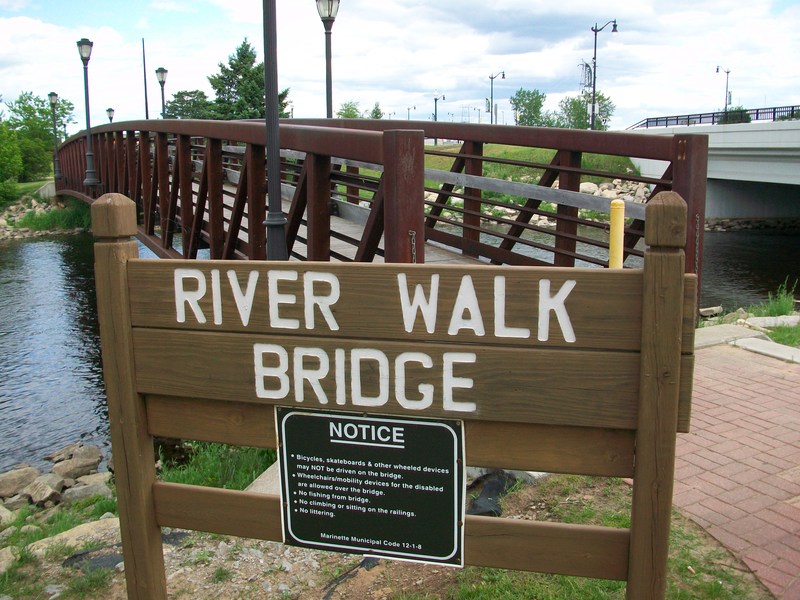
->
[277,407,465,566]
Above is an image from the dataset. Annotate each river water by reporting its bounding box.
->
[0,229,797,472]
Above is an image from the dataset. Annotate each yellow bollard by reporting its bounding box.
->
[609,198,625,269]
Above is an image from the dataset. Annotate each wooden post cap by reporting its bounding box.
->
[645,191,687,248]
[91,193,138,239]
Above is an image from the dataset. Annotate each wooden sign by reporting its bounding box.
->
[92,192,696,600]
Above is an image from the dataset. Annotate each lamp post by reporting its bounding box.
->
[407,105,415,120]
[590,19,617,130]
[156,67,168,118]
[263,0,288,259]
[77,38,100,187]
[47,92,62,180]
[433,93,445,146]
[489,71,504,124]
[716,66,731,116]
[316,0,340,118]
[106,107,115,123]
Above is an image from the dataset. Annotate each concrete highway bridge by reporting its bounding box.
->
[630,116,800,221]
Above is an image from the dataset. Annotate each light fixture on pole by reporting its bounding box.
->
[155,67,168,118]
[716,66,731,116]
[433,92,445,146]
[47,92,63,180]
[590,19,617,130]
[316,0,340,118]
[407,105,415,120]
[106,107,115,123]
[489,71,504,124]
[77,38,100,188]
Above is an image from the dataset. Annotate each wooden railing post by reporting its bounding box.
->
[92,193,167,599]
[306,152,332,261]
[383,129,425,263]
[670,134,708,288]
[627,191,688,599]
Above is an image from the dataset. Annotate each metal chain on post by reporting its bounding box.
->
[409,230,417,264]
[694,214,701,274]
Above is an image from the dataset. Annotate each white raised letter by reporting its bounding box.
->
[448,276,485,336]
[268,270,300,329]
[174,268,206,324]
[254,344,290,399]
[210,269,222,325]
[351,349,389,407]
[395,352,434,410]
[228,270,259,327]
[494,276,530,338]
[294,347,330,404]
[397,273,439,333]
[304,272,340,331]
[538,279,576,342]
[443,352,477,412]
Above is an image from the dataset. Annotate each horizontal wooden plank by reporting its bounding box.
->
[146,396,635,477]
[134,330,641,428]
[152,482,629,580]
[128,260,646,351]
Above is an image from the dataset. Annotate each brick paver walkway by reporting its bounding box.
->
[674,344,800,599]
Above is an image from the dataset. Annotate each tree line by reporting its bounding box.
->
[509,88,615,130]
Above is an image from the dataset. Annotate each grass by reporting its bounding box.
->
[746,278,797,317]
[0,494,119,598]
[159,442,276,490]
[11,196,91,231]
[744,278,799,347]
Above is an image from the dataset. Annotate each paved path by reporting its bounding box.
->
[673,327,800,599]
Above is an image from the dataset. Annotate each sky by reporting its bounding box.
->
[1,0,799,134]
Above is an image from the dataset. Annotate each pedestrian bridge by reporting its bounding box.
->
[630,120,800,220]
[54,118,708,277]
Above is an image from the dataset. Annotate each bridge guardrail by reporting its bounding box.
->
[55,118,707,279]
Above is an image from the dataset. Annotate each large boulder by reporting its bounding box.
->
[0,504,14,528]
[28,518,120,558]
[52,446,102,479]
[61,483,112,506]
[21,480,61,507]
[0,466,40,498]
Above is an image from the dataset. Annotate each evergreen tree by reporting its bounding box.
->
[207,39,290,120]
[368,102,384,119]
[164,90,215,119]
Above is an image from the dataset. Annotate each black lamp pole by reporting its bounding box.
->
[263,0,288,259]
[77,38,100,187]
[316,0,340,118]
[47,92,62,180]
[156,67,168,118]
[590,19,617,130]
[716,66,731,116]
[433,93,445,145]
[489,71,505,125]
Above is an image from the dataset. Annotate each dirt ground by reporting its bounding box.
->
[16,476,773,599]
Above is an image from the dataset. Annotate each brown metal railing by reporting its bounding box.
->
[56,118,707,275]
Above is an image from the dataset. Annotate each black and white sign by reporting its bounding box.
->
[277,408,465,566]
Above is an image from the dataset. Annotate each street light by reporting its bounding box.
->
[47,92,62,180]
[489,71,504,124]
[316,0,340,118]
[155,67,168,118]
[407,105,415,120]
[433,92,445,146]
[106,107,115,123]
[590,19,617,130]
[716,66,731,115]
[76,38,100,187]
